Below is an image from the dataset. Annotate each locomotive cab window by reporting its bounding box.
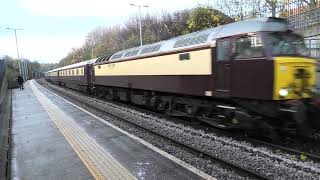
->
[217,40,231,61]
[266,32,310,57]
[235,35,263,59]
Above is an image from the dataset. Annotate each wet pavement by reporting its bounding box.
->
[11,80,210,180]
[11,81,93,179]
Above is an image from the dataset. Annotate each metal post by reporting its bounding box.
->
[6,27,23,78]
[130,3,149,47]
[18,61,22,75]
[22,60,26,81]
[91,41,94,59]
[14,29,20,59]
[138,5,142,46]
[24,60,28,80]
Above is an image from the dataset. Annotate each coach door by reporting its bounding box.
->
[86,64,93,85]
[214,39,232,97]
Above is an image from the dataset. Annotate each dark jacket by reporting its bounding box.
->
[17,76,24,84]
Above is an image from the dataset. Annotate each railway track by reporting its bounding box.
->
[248,137,320,162]
[38,81,268,179]
[38,80,320,179]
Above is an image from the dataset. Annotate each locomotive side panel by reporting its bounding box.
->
[231,59,274,100]
[94,48,214,97]
[59,67,87,91]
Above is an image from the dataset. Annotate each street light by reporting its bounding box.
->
[130,3,149,46]
[5,28,23,59]
[5,27,28,80]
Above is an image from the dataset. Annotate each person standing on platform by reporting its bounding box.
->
[17,75,24,90]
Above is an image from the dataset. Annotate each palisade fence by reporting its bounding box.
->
[305,39,320,59]
[305,39,320,70]
[285,0,320,30]
[0,59,10,180]
[0,60,8,104]
[283,0,320,65]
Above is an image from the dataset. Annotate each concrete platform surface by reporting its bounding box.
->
[11,80,213,180]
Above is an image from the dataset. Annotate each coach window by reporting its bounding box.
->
[217,40,230,61]
[76,69,79,75]
[81,68,83,75]
[235,35,263,59]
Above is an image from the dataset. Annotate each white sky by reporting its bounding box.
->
[0,0,210,63]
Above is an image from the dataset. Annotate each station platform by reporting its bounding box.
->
[11,80,213,180]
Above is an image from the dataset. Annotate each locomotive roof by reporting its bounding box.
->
[104,17,290,62]
[47,58,97,73]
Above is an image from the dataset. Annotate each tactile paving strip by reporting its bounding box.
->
[30,81,137,180]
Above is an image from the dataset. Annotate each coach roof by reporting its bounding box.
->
[47,58,97,73]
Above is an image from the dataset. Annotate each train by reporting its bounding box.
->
[45,17,320,137]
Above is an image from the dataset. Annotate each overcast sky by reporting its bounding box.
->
[0,0,210,63]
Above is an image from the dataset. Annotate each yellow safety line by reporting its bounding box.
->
[37,90,104,180]
[30,81,137,180]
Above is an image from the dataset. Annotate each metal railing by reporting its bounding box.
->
[305,39,320,70]
[285,0,320,30]
[306,39,320,60]
[0,60,8,109]
[0,60,6,91]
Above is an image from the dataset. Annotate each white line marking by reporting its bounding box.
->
[279,109,297,113]
[37,81,216,180]
[31,81,136,180]
[217,105,236,110]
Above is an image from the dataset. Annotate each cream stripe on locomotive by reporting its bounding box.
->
[95,49,212,76]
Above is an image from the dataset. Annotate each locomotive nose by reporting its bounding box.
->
[273,57,316,100]
[290,67,316,97]
[294,68,310,79]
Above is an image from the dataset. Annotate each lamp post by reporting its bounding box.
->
[130,3,149,46]
[5,28,23,59]
[5,27,27,80]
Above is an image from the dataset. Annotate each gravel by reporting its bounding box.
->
[39,80,320,179]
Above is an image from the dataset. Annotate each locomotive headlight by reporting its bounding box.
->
[311,87,318,94]
[279,88,289,97]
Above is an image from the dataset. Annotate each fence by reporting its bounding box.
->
[306,39,320,60]
[0,60,6,89]
[285,0,320,30]
[0,59,10,179]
